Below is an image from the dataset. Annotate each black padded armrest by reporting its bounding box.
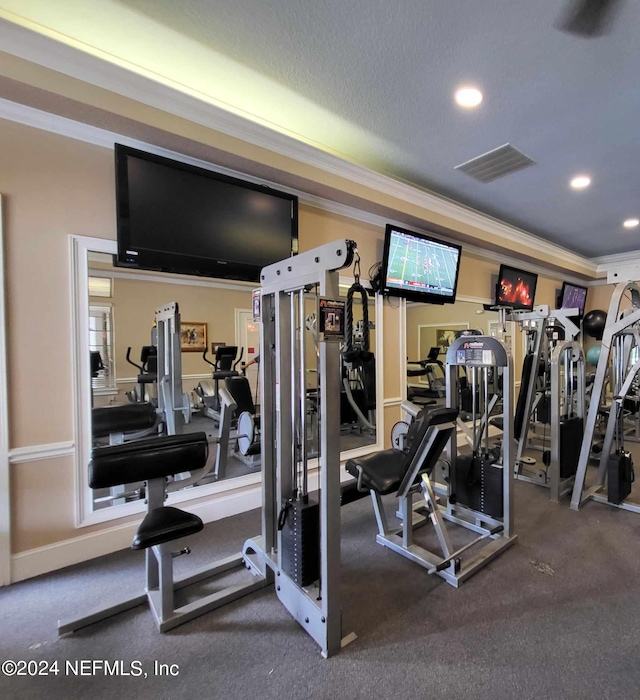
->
[89,432,208,489]
[92,403,157,437]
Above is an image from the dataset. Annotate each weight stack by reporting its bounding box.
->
[280,499,320,587]
[607,451,634,505]
[479,458,503,518]
[559,416,583,479]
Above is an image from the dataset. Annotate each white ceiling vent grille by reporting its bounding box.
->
[455,143,536,183]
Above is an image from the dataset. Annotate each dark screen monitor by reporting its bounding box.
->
[496,264,538,310]
[559,282,588,316]
[380,224,462,304]
[114,145,298,282]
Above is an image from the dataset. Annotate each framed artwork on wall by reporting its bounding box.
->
[180,321,207,352]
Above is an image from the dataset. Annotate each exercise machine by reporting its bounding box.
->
[59,432,264,635]
[341,265,376,433]
[125,344,157,404]
[347,335,517,587]
[242,239,357,658]
[571,281,640,512]
[197,346,244,422]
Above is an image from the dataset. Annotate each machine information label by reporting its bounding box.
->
[318,298,345,342]
[456,341,494,366]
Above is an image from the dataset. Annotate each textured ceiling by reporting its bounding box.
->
[1,0,640,259]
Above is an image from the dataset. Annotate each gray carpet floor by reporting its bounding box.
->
[3,470,640,700]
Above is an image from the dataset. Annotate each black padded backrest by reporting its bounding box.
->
[90,351,104,376]
[92,402,157,437]
[89,432,208,489]
[404,406,458,464]
[216,346,238,372]
[514,353,535,439]
[225,376,256,415]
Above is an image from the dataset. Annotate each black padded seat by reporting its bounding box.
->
[346,406,458,495]
[132,506,203,550]
[346,450,409,495]
[92,402,157,438]
[89,432,209,490]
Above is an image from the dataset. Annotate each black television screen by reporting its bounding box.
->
[114,145,298,282]
[559,282,588,316]
[380,225,462,304]
[496,264,538,310]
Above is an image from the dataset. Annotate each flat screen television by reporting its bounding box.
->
[114,145,298,282]
[559,281,588,317]
[380,224,462,304]
[495,264,538,310]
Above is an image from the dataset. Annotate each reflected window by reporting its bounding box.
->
[89,304,115,392]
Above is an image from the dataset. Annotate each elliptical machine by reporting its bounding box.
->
[196,346,244,422]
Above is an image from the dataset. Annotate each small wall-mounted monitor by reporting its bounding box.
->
[495,264,538,310]
[380,224,462,304]
[559,281,588,317]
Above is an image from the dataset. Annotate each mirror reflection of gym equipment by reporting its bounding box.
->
[500,305,585,502]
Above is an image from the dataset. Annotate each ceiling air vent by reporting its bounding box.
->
[455,143,535,183]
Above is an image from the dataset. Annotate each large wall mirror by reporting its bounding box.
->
[404,296,523,410]
[72,235,383,526]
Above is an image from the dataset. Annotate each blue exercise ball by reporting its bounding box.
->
[586,343,603,366]
[583,309,607,340]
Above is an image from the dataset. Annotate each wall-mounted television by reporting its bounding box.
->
[495,264,538,310]
[380,224,462,304]
[558,281,588,317]
[114,145,298,282]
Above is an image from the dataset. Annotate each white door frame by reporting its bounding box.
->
[0,196,10,585]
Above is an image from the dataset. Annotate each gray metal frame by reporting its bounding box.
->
[374,336,517,587]
[242,240,356,658]
[444,335,516,540]
[59,468,264,635]
[548,340,585,502]
[156,302,190,436]
[571,282,640,512]
[504,305,581,479]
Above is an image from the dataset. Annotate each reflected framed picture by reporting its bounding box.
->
[435,328,460,353]
[180,321,207,353]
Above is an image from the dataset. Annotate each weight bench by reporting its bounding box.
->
[92,402,159,445]
[346,406,507,586]
[58,432,265,635]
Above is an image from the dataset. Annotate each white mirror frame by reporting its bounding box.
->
[0,195,10,585]
[72,236,384,526]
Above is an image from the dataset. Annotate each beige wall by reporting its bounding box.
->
[1,115,603,574]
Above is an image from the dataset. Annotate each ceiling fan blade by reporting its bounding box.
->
[558,0,622,36]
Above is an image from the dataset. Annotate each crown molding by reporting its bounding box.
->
[0,18,600,278]
[0,97,596,286]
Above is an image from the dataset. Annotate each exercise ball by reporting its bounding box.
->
[586,343,603,366]
[583,309,607,340]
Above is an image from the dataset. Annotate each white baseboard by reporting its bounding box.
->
[10,483,262,583]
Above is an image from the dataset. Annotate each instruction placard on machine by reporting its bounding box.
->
[318,298,345,342]
[457,340,494,366]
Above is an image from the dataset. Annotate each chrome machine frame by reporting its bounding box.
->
[571,282,640,512]
[243,240,357,658]
[432,335,517,584]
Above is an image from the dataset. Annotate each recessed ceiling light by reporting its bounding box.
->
[570,175,591,189]
[623,218,640,229]
[455,87,483,108]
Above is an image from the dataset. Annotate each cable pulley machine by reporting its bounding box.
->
[243,239,358,658]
